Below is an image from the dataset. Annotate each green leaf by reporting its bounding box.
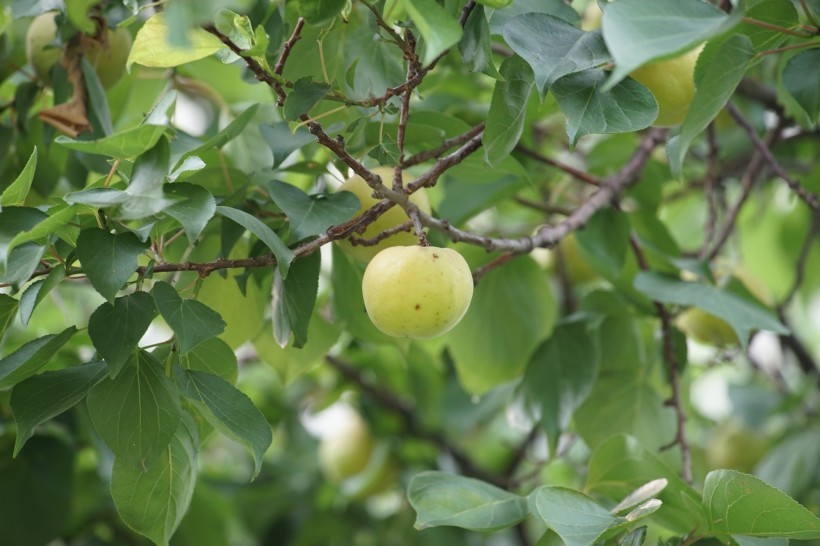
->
[0,147,36,207]
[0,294,18,340]
[164,183,217,242]
[574,315,676,451]
[586,435,706,534]
[553,69,657,148]
[408,471,528,531]
[633,272,788,349]
[19,268,65,327]
[3,204,80,264]
[179,104,260,164]
[0,327,77,389]
[400,0,463,66]
[0,435,74,546]
[179,337,238,384]
[86,350,182,466]
[216,206,294,277]
[111,416,197,546]
[268,180,360,242]
[735,0,798,52]
[782,48,820,122]
[703,469,820,540]
[259,123,316,168]
[175,368,271,479]
[575,208,631,278]
[458,5,501,79]
[449,256,556,395]
[272,251,320,348]
[755,425,820,498]
[487,0,580,35]
[523,318,600,451]
[76,228,148,302]
[299,0,346,24]
[152,281,225,354]
[127,13,225,70]
[89,292,158,377]
[56,124,167,158]
[11,361,107,456]
[669,35,755,175]
[283,78,331,120]
[529,486,624,546]
[0,206,47,266]
[602,0,739,90]
[330,247,392,344]
[483,55,535,166]
[502,14,611,96]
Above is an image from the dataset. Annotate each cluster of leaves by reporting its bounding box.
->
[0,0,819,545]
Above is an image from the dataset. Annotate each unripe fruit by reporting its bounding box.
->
[629,45,703,127]
[362,245,473,338]
[26,12,132,89]
[675,307,739,347]
[336,167,432,262]
[318,413,375,483]
[706,420,768,473]
[581,2,603,31]
[560,234,597,284]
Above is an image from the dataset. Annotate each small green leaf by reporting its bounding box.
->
[782,48,820,122]
[180,337,238,384]
[703,470,820,540]
[175,368,272,479]
[459,5,501,79]
[0,206,47,266]
[400,0,463,66]
[0,147,36,207]
[111,416,197,546]
[575,208,631,278]
[408,471,528,531]
[19,267,65,326]
[483,55,535,166]
[449,256,556,395]
[163,183,217,242]
[669,35,755,175]
[268,180,360,242]
[283,78,331,120]
[259,122,316,168]
[0,327,77,389]
[89,292,158,377]
[4,204,79,264]
[529,486,624,546]
[299,0,346,24]
[56,124,167,158]
[76,228,148,302]
[11,361,107,456]
[553,69,657,148]
[272,251,320,348]
[86,350,182,466]
[602,0,739,90]
[0,294,18,340]
[523,318,600,451]
[216,206,294,277]
[633,272,788,348]
[152,281,225,354]
[487,0,580,34]
[178,104,260,164]
[502,14,611,96]
[127,13,225,70]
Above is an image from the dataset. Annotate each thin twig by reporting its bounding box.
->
[699,124,720,258]
[402,123,485,167]
[513,197,573,217]
[727,102,819,210]
[472,252,519,284]
[348,220,413,246]
[515,145,602,187]
[274,18,305,76]
[779,210,820,309]
[630,234,692,484]
[741,16,813,37]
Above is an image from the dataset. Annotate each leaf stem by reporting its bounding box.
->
[741,16,813,37]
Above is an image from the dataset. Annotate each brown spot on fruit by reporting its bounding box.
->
[415,304,421,310]
[432,253,439,259]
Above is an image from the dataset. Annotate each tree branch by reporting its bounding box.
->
[630,234,692,484]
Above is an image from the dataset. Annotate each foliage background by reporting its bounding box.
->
[0,0,819,545]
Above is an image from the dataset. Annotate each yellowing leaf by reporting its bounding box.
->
[127,14,225,70]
